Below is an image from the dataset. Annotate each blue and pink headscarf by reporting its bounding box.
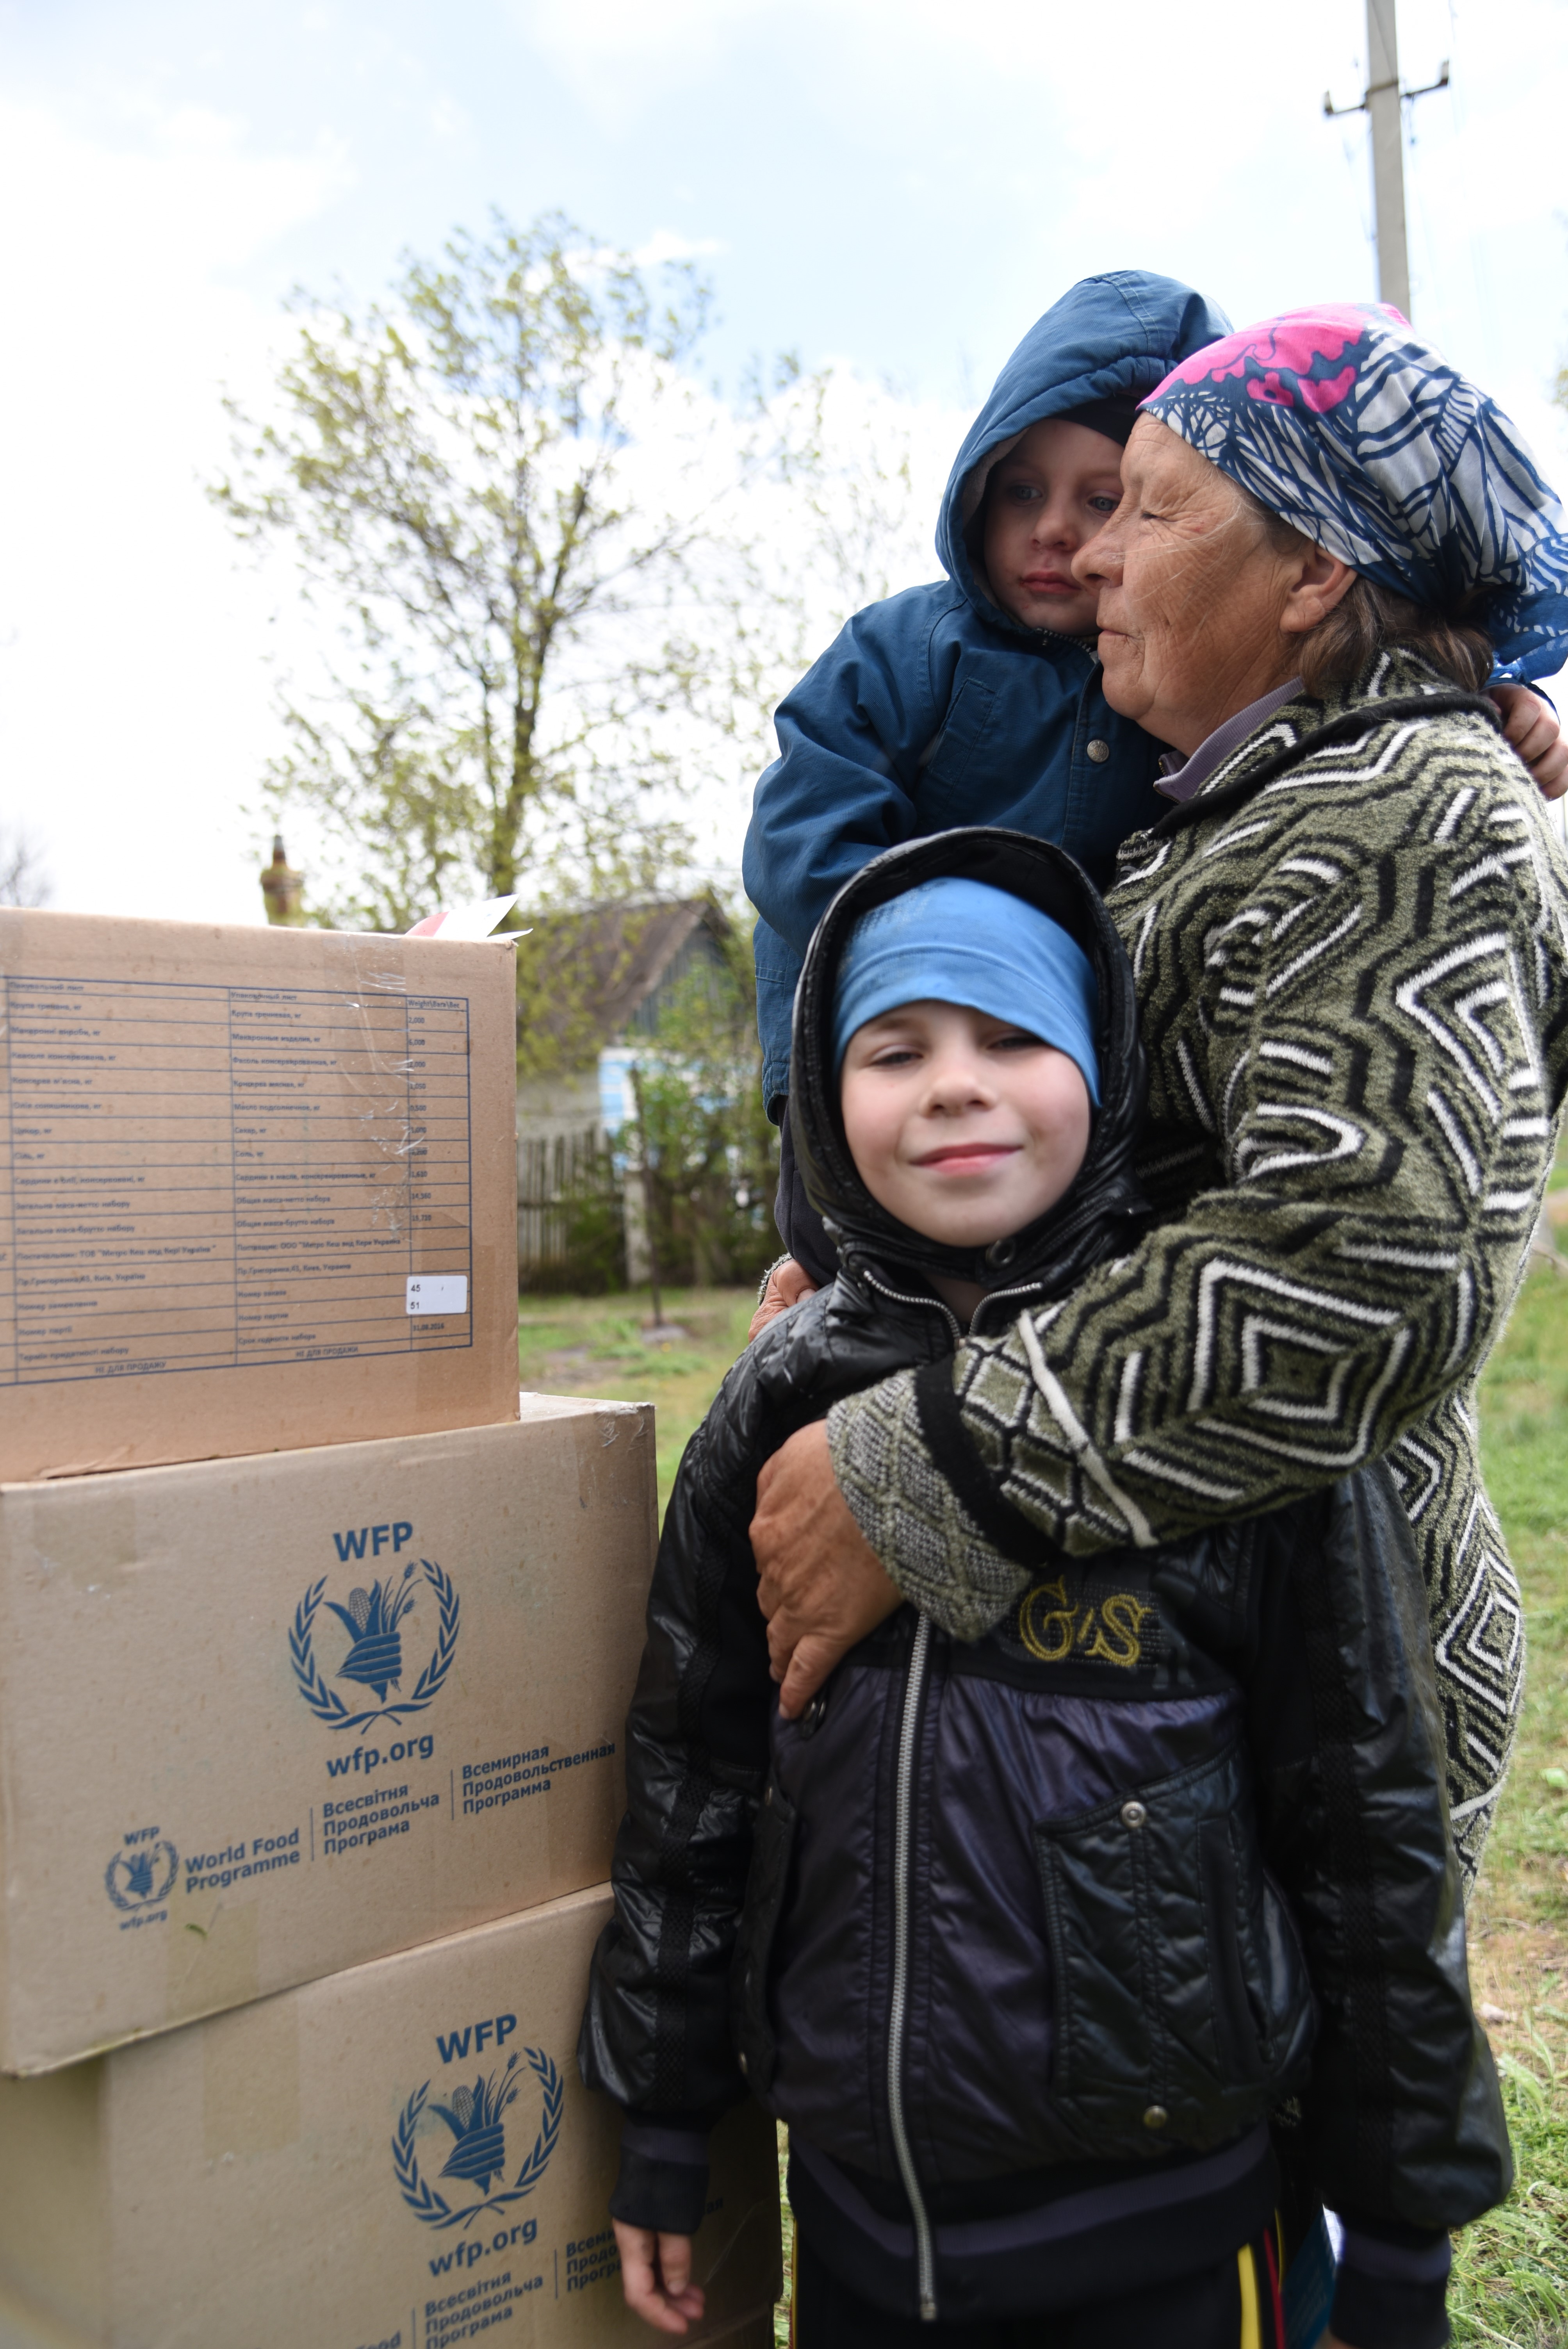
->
[1140,305,1568,683]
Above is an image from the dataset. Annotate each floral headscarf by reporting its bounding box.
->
[1140,304,1568,683]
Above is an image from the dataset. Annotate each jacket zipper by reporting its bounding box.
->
[861,1271,961,1348]
[1035,625,1099,662]
[888,1609,937,2321]
[969,1277,1048,1337]
[859,1269,949,2320]
[864,1264,1050,1347]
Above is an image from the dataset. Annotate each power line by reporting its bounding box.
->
[1324,0,1448,321]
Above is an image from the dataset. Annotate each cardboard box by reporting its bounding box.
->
[0,2302,774,2349]
[0,1402,656,2075]
[0,908,520,1483]
[0,1887,782,2348]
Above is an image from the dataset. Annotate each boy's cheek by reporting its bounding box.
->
[838,1084,905,1191]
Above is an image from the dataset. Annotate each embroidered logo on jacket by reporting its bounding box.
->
[1015,1575,1155,1669]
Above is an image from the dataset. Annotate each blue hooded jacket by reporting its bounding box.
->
[742,269,1232,1113]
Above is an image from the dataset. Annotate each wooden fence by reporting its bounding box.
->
[517,1127,625,1293]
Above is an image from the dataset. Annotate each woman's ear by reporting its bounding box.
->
[1279,542,1358,637]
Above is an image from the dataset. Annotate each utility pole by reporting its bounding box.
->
[628,1062,666,1333]
[1324,0,1449,321]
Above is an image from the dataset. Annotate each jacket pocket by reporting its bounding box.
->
[730,1777,798,2096]
[1200,1818,1264,2083]
[1035,1741,1312,2155]
[916,679,997,818]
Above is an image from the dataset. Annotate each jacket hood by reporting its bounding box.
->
[936,271,1233,626]
[789,829,1148,1302]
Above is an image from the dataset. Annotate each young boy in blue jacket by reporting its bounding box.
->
[745,271,1563,1290]
[744,269,1229,1278]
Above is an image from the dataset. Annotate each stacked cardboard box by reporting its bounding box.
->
[0,909,522,1482]
[0,1892,777,2349]
[0,911,780,2346]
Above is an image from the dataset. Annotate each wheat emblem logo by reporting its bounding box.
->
[290,1558,460,1733]
[393,2049,563,2231]
[104,1841,178,1912]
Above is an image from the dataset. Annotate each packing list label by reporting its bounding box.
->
[0,974,475,1384]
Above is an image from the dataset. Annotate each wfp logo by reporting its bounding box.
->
[104,1839,177,1912]
[394,2042,563,2232]
[292,1540,460,1734]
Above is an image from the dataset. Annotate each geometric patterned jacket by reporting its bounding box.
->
[828,648,1568,1885]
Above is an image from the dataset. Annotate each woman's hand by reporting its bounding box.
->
[1491,683,1568,799]
[751,1420,902,1715]
[613,2221,704,2335]
[748,1256,819,1343]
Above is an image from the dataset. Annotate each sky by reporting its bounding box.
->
[2,0,1566,924]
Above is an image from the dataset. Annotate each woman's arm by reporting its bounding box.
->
[820,742,1568,1635]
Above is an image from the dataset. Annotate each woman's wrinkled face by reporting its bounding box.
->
[981,419,1125,637]
[1069,416,1303,754]
[839,1000,1091,1251]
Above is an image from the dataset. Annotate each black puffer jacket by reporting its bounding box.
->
[579,831,1509,2340]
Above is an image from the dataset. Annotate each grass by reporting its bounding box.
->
[1455,1257,1568,2347]
[517,1284,758,1515]
[520,1248,1568,2345]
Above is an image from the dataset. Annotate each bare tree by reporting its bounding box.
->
[0,825,50,908]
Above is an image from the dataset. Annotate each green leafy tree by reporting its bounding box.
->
[693,357,931,812]
[634,911,780,1290]
[212,211,728,930]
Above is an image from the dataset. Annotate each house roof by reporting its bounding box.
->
[515,895,730,1073]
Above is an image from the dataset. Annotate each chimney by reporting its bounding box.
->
[260,835,306,926]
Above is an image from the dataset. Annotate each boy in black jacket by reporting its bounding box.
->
[579,830,1509,2349]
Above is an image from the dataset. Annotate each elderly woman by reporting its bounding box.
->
[753,303,1568,1903]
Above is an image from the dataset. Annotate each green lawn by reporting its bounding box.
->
[1458,1259,1568,2346]
[518,1285,758,1515]
[522,1259,1568,2345]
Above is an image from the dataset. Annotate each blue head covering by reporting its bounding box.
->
[1140,304,1568,684]
[831,878,1099,1104]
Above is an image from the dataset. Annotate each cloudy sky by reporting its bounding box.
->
[2,0,1566,923]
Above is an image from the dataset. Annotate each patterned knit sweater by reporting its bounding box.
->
[828,649,1568,1882]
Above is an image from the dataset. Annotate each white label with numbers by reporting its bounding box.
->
[406,1275,468,1316]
